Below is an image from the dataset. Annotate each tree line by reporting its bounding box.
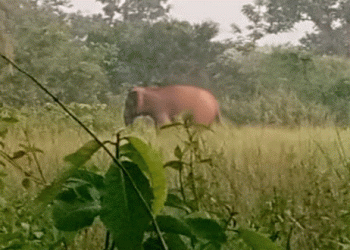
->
[1,0,350,126]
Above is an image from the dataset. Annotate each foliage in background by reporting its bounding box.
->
[212,46,350,126]
[2,0,350,126]
[238,0,350,56]
[96,0,170,23]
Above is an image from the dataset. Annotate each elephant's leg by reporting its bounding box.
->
[155,112,171,126]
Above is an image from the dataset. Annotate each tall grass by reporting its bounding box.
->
[2,108,350,249]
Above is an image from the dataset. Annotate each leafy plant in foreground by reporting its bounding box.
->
[45,135,235,249]
[160,119,284,250]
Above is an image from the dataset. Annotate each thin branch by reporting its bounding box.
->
[0,54,168,250]
[23,130,47,184]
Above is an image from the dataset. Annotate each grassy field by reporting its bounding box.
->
[2,111,350,249]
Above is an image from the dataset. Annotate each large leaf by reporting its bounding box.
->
[165,193,191,213]
[52,170,104,231]
[64,140,103,167]
[143,233,188,250]
[120,136,167,214]
[153,215,193,238]
[35,169,77,209]
[100,161,153,250]
[52,198,100,231]
[185,218,227,243]
[238,228,283,250]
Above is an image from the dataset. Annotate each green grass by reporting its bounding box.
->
[2,109,350,249]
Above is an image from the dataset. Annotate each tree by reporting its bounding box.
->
[239,0,350,56]
[0,0,20,74]
[0,0,109,106]
[96,0,170,23]
[86,19,226,92]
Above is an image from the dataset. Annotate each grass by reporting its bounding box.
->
[2,111,350,249]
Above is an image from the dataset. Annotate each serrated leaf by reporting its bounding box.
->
[185,218,227,243]
[120,136,167,215]
[163,160,184,170]
[64,140,102,167]
[238,228,283,250]
[11,150,26,160]
[100,161,153,250]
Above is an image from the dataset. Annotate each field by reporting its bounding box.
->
[2,106,350,249]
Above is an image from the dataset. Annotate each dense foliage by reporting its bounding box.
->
[240,0,350,56]
[1,0,350,126]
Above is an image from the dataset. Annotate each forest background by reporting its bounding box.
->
[2,0,350,127]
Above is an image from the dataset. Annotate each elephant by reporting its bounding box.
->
[124,85,221,127]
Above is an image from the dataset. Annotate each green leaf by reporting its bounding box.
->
[238,228,283,250]
[185,218,227,243]
[143,233,188,250]
[100,161,153,250]
[165,193,191,213]
[154,215,193,238]
[36,169,103,214]
[163,160,184,170]
[120,136,167,215]
[52,199,100,231]
[163,233,188,250]
[52,170,104,231]
[198,241,222,250]
[0,117,19,123]
[11,150,26,160]
[64,140,103,167]
[174,145,183,160]
[0,232,22,242]
[22,178,31,189]
[35,170,74,208]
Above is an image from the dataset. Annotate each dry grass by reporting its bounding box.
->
[3,119,350,249]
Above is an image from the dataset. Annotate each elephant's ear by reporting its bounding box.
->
[124,90,138,126]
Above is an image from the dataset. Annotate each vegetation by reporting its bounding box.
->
[2,0,350,249]
[239,0,350,56]
[2,108,350,249]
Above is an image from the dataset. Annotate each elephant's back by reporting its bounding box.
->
[158,85,220,125]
